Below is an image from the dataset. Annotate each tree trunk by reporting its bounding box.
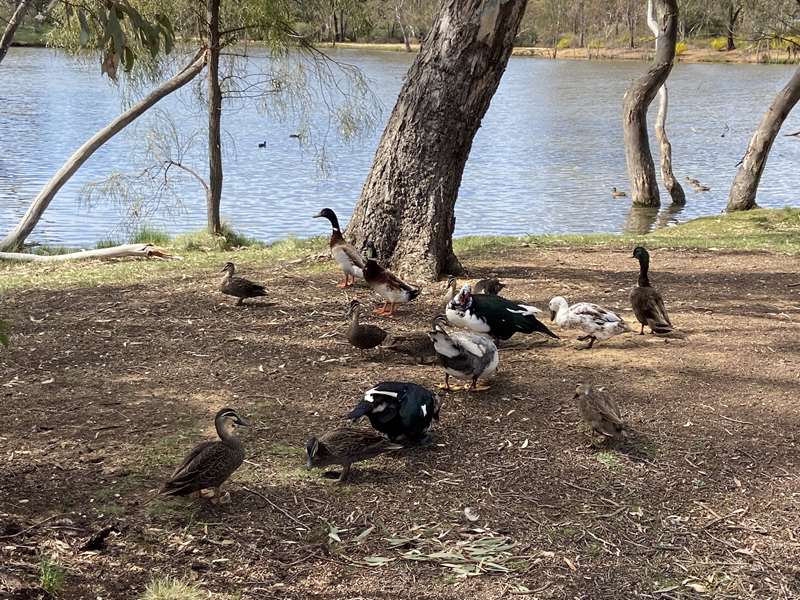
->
[0,0,32,67]
[207,0,223,236]
[0,244,180,262]
[395,1,412,52]
[622,0,678,208]
[0,50,207,251]
[347,0,528,281]
[727,65,800,212]
[726,3,741,52]
[646,0,685,205]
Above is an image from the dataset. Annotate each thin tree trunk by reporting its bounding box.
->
[207,0,223,235]
[727,65,800,211]
[622,0,678,208]
[347,0,528,281]
[726,3,741,52]
[0,50,207,251]
[646,0,685,205]
[0,0,32,66]
[395,1,411,52]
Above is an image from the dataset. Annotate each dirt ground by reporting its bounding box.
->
[1,245,799,599]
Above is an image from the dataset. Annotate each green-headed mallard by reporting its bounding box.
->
[363,257,420,316]
[346,382,440,443]
[305,428,403,483]
[220,262,267,306]
[630,247,673,335]
[161,408,250,502]
[611,187,627,198]
[548,296,630,349]
[574,383,624,444]
[429,315,498,391]
[313,208,365,288]
[446,284,557,341]
[346,299,388,352]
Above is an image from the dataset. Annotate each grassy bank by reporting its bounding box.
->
[0,208,798,292]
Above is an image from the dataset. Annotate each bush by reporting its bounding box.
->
[710,37,727,51]
[675,41,688,56]
[556,35,572,50]
[130,226,171,246]
[173,223,263,252]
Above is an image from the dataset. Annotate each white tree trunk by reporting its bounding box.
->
[0,49,208,251]
[0,244,180,262]
[0,0,32,66]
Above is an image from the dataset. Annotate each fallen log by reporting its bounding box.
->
[0,244,181,263]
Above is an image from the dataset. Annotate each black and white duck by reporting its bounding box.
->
[305,428,403,483]
[363,255,420,316]
[345,299,388,353]
[220,262,267,306]
[574,383,624,445]
[346,382,440,443]
[548,296,630,349]
[161,408,250,503]
[630,247,673,335]
[313,208,366,288]
[446,284,557,341]
[429,315,498,391]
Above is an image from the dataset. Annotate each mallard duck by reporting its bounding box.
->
[313,208,365,288]
[345,299,388,353]
[442,275,458,308]
[220,262,267,306]
[685,176,710,191]
[548,296,631,349]
[161,408,250,502]
[574,383,624,444]
[611,187,627,198]
[429,316,498,391]
[473,277,506,296]
[446,285,557,341]
[346,382,440,443]
[363,257,420,316]
[630,247,673,335]
[305,428,403,483]
[383,330,438,364]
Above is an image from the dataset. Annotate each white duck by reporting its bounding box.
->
[428,316,498,391]
[548,296,630,349]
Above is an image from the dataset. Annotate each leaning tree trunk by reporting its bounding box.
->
[622,0,678,208]
[0,50,207,251]
[727,65,800,212]
[0,0,32,67]
[206,0,223,236]
[646,0,685,205]
[347,0,528,281]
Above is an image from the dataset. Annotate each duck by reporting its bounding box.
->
[313,208,365,288]
[161,408,250,503]
[473,277,506,295]
[685,176,710,192]
[345,299,388,353]
[383,330,438,364]
[446,284,557,341]
[346,382,440,443]
[630,246,673,335]
[258,140,267,148]
[442,275,459,308]
[611,187,627,198]
[305,428,403,483]
[574,383,624,444]
[550,296,631,350]
[363,255,420,316]
[548,296,631,349]
[220,262,267,306]
[429,315,498,391]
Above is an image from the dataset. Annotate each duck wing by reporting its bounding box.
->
[474,295,558,339]
[227,276,266,297]
[340,242,366,269]
[162,441,242,495]
[631,287,673,332]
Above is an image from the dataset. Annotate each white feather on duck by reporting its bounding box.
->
[548,296,630,349]
[428,316,498,390]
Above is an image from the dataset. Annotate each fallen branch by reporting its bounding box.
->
[784,130,800,137]
[0,244,181,263]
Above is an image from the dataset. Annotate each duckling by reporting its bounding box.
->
[345,299,388,354]
[473,277,506,296]
[346,382,440,443]
[574,384,624,444]
[429,315,499,391]
[220,262,267,306]
[161,408,250,503]
[305,428,403,483]
[548,296,630,349]
[611,187,627,198]
[630,247,673,335]
[313,208,365,288]
[363,256,420,316]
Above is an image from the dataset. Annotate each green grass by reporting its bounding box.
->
[39,557,66,596]
[140,577,207,600]
[595,451,621,469]
[131,226,172,246]
[172,223,264,251]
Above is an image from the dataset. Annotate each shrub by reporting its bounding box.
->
[675,41,688,56]
[556,35,572,50]
[130,226,171,246]
[39,557,65,596]
[172,223,263,252]
[710,37,727,51]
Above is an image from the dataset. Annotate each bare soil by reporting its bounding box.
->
[1,246,799,599]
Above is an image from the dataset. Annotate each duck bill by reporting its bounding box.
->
[312,211,324,219]
[305,458,313,470]
[549,310,556,322]
[236,416,251,427]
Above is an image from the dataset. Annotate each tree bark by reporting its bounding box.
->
[347,0,528,281]
[0,244,180,262]
[622,0,678,208]
[206,0,223,235]
[0,0,32,67]
[0,50,208,251]
[727,65,800,212]
[726,3,741,52]
[646,0,685,205]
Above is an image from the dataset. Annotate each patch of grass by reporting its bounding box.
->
[140,577,206,600]
[39,557,65,596]
[710,36,728,51]
[675,40,689,56]
[595,451,621,469]
[130,226,172,246]
[31,245,82,256]
[95,239,121,249]
[173,223,264,251]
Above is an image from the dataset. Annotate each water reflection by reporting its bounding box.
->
[624,206,660,235]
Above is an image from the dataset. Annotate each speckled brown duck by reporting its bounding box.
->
[305,428,402,483]
[574,384,624,445]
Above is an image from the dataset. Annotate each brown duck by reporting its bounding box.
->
[346,299,388,353]
[574,384,624,444]
[305,428,403,483]
[313,208,365,288]
[363,250,420,316]
[220,262,267,306]
[630,247,673,335]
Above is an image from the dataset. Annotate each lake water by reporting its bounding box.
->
[1,47,799,247]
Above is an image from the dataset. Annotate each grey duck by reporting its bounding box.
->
[161,408,250,502]
[220,262,267,306]
[473,277,506,296]
[429,315,499,391]
[305,428,402,483]
[630,247,673,335]
[345,299,388,353]
[574,384,624,444]
[346,382,440,443]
